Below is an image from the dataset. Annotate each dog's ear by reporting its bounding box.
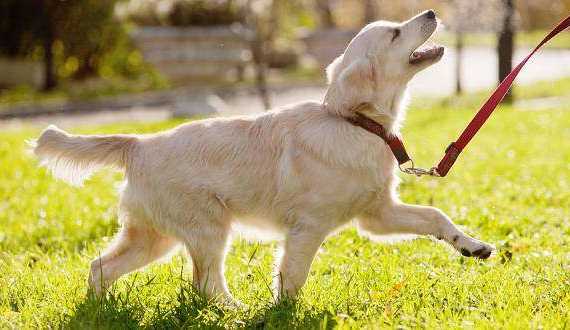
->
[326,55,344,84]
[324,57,376,117]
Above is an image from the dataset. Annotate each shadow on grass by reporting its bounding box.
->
[241,298,338,330]
[62,291,144,329]
[62,285,337,329]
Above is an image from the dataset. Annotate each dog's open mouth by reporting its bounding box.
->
[409,44,444,64]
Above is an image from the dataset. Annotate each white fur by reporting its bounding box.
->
[34,125,136,186]
[34,11,493,303]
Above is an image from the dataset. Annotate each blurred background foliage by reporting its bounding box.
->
[115,0,243,26]
[0,0,569,100]
[0,0,164,93]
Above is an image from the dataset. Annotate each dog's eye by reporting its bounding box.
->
[391,28,400,42]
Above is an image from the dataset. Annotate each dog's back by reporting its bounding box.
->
[34,101,338,218]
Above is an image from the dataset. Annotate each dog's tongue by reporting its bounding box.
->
[409,46,444,64]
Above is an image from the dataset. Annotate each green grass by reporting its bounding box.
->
[1,80,570,328]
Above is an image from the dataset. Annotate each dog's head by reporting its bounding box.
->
[324,10,444,121]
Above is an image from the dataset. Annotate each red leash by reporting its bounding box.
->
[433,14,570,177]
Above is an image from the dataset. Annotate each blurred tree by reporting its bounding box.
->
[326,0,567,31]
[57,0,124,80]
[42,1,57,90]
[443,0,503,96]
[353,0,442,24]
[451,1,465,95]
[518,0,570,30]
[315,0,335,28]
[498,0,515,103]
[363,0,378,24]
[245,0,278,110]
[0,0,40,57]
[0,0,124,90]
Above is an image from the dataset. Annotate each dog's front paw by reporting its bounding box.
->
[453,235,495,260]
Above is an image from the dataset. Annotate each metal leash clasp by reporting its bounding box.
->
[399,159,440,177]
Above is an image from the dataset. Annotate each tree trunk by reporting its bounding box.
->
[251,35,271,110]
[245,0,271,110]
[316,0,335,28]
[497,0,515,103]
[363,0,378,24]
[73,55,98,80]
[42,3,56,91]
[455,31,463,95]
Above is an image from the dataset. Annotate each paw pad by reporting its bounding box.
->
[460,248,471,257]
[471,247,492,259]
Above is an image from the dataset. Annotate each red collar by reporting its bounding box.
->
[344,103,440,177]
[344,107,410,165]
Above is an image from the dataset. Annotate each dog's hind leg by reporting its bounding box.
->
[88,222,178,296]
[357,202,494,259]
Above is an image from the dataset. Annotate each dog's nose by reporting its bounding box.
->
[426,10,436,19]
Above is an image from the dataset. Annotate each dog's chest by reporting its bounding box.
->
[281,147,394,206]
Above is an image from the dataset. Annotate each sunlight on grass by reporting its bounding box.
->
[0,83,569,328]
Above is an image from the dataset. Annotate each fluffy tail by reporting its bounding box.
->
[33,125,138,186]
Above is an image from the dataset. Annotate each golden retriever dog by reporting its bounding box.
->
[34,10,494,303]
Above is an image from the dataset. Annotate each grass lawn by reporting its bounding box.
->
[1,80,569,328]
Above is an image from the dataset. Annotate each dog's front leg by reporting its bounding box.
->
[358,202,494,259]
[275,223,327,301]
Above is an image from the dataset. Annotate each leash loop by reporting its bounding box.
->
[399,159,440,177]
